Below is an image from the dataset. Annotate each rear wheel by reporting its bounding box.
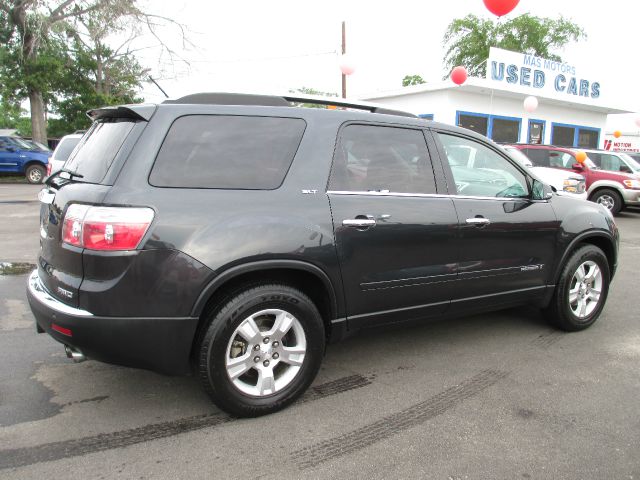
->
[590,188,622,215]
[198,283,325,417]
[544,245,610,331]
[25,164,45,184]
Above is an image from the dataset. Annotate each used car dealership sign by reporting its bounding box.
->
[486,47,601,101]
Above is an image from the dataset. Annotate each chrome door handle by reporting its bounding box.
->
[465,217,491,225]
[342,218,377,228]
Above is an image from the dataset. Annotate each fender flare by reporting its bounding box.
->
[552,231,617,284]
[190,259,339,318]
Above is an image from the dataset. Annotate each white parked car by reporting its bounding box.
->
[46,133,84,177]
[503,146,587,200]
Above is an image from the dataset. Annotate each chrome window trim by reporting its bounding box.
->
[327,190,537,202]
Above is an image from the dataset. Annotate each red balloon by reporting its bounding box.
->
[483,0,520,17]
[451,66,468,85]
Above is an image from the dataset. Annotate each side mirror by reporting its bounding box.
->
[532,179,553,200]
[5,146,16,152]
[620,165,632,174]
[572,163,584,171]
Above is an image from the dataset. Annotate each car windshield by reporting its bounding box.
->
[26,140,51,152]
[619,153,640,172]
[9,137,34,150]
[504,147,532,167]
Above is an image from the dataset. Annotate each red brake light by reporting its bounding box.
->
[46,162,52,177]
[62,205,154,251]
[51,323,72,336]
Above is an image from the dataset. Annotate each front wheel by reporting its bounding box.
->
[25,164,45,184]
[197,283,325,417]
[590,188,622,215]
[544,245,610,331]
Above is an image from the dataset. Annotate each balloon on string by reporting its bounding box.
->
[483,0,520,17]
[523,96,538,113]
[339,55,355,75]
[575,151,587,163]
[613,130,622,138]
[450,66,468,85]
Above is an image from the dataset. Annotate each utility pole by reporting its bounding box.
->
[341,21,346,99]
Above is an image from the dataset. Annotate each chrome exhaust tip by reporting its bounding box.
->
[64,345,86,363]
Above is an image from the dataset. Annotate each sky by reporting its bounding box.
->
[131,0,640,126]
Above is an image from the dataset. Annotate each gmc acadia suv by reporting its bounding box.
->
[27,93,619,416]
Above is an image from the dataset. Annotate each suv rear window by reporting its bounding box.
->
[149,115,306,189]
[64,119,137,184]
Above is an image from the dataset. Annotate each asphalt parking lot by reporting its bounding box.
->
[0,183,639,479]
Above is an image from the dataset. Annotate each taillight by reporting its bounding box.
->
[46,162,52,177]
[62,205,154,251]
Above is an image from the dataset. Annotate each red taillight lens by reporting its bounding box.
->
[62,205,154,251]
[46,162,52,177]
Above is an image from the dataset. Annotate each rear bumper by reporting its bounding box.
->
[27,270,199,375]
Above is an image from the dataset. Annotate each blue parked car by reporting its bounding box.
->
[0,136,51,183]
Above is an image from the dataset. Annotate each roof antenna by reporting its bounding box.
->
[148,76,169,98]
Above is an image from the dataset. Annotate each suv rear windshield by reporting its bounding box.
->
[64,119,137,184]
[149,115,306,189]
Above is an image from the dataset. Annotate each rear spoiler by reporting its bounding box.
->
[87,104,157,122]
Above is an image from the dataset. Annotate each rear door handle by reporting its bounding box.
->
[342,218,377,228]
[465,217,491,226]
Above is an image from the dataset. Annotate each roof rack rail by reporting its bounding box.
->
[162,92,417,118]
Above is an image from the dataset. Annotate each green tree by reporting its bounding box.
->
[402,75,426,87]
[443,13,585,78]
[0,1,184,142]
[289,87,338,108]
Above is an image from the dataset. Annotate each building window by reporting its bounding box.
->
[552,125,575,147]
[458,113,489,136]
[551,123,600,148]
[456,111,520,143]
[491,117,520,143]
[578,129,599,148]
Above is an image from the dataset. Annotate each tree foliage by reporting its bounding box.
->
[0,1,183,141]
[443,13,586,78]
[402,75,426,87]
[289,87,338,109]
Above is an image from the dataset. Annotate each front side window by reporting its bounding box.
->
[329,124,436,194]
[150,115,306,189]
[438,133,528,198]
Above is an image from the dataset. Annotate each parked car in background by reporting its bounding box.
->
[22,139,52,153]
[502,145,587,199]
[28,93,618,417]
[47,133,84,177]
[580,149,640,175]
[0,135,50,183]
[508,144,640,214]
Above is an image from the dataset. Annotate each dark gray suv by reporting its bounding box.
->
[27,93,619,416]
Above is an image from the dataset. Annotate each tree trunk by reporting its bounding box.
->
[28,88,47,144]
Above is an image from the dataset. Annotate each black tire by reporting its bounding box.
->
[25,164,45,184]
[590,188,623,215]
[544,245,610,332]
[198,283,325,417]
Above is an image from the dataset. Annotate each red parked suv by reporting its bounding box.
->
[508,144,640,214]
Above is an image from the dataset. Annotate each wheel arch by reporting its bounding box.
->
[23,160,47,173]
[552,232,617,285]
[189,260,342,360]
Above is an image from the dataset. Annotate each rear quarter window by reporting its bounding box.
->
[149,115,306,189]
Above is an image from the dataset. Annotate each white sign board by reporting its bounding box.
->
[486,47,602,104]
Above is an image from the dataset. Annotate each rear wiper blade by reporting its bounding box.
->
[45,168,84,186]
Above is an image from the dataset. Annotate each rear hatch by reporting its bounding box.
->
[37,106,152,307]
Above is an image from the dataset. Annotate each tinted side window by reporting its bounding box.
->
[329,124,436,194]
[150,116,306,189]
[590,153,623,172]
[525,148,551,167]
[438,133,528,198]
